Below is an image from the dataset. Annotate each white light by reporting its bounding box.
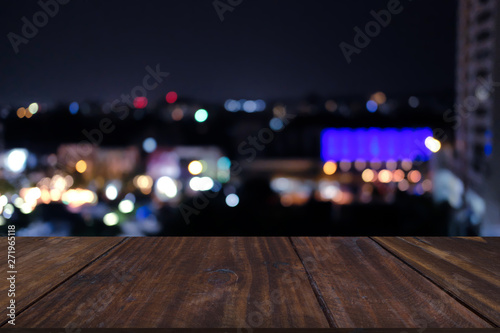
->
[25,187,41,203]
[142,137,157,153]
[5,149,28,173]
[105,184,118,200]
[425,136,441,153]
[270,178,291,192]
[0,216,5,226]
[226,193,239,207]
[188,160,203,175]
[189,176,214,191]
[118,199,134,214]
[103,212,119,226]
[476,86,490,102]
[20,203,33,214]
[0,195,7,207]
[28,103,39,114]
[156,176,178,198]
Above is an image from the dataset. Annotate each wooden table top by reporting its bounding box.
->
[1,237,499,329]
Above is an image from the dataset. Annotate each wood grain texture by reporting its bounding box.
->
[373,236,500,326]
[15,237,330,328]
[291,237,492,328]
[0,236,125,323]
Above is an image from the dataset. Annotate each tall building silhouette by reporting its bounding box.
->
[456,0,500,235]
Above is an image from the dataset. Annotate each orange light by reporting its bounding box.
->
[75,160,87,173]
[323,161,337,175]
[17,107,26,118]
[392,169,405,182]
[371,92,387,105]
[408,170,422,183]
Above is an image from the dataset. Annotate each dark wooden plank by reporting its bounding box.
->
[373,236,500,326]
[0,237,126,319]
[291,237,492,328]
[15,237,330,328]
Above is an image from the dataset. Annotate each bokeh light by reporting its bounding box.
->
[194,109,208,122]
[226,193,239,207]
[425,136,441,153]
[188,160,203,175]
[362,169,376,182]
[366,100,378,112]
[166,91,178,103]
[142,137,157,153]
[323,161,337,175]
[408,170,422,183]
[69,102,79,114]
[133,97,148,109]
[75,160,87,173]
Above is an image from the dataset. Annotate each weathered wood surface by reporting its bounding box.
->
[291,237,492,328]
[14,237,329,328]
[3,237,499,328]
[373,236,500,326]
[0,237,125,326]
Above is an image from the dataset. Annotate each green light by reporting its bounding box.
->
[195,109,208,122]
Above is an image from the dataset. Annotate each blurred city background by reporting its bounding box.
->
[0,0,499,236]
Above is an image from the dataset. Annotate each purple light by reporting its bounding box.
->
[321,127,434,162]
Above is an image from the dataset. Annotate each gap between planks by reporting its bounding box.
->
[287,236,338,328]
[370,236,498,328]
[0,237,130,328]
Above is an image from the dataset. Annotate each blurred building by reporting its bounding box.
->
[455,0,500,235]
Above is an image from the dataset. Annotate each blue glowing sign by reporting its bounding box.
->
[321,128,434,162]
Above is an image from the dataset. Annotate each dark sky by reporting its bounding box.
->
[0,0,457,106]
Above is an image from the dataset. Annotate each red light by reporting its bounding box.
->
[133,97,148,109]
[166,91,177,104]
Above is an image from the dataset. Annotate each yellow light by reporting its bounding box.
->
[378,169,392,183]
[135,175,153,189]
[425,136,441,153]
[408,170,422,183]
[188,160,203,175]
[75,160,87,173]
[361,169,376,182]
[323,161,337,175]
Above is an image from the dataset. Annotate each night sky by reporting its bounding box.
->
[0,0,456,106]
